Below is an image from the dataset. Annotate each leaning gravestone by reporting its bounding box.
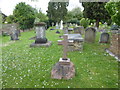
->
[85,27,96,43]
[51,34,75,79]
[30,22,52,47]
[99,32,110,43]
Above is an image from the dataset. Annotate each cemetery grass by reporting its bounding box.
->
[1,29,118,88]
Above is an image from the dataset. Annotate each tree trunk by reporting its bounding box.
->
[96,19,99,29]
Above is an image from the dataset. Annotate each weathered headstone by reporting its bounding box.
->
[30,22,52,47]
[10,26,19,40]
[99,32,110,43]
[85,27,96,43]
[74,26,84,34]
[51,34,75,79]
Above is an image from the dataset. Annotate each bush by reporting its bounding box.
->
[80,18,90,28]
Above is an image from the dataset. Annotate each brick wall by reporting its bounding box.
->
[109,33,120,58]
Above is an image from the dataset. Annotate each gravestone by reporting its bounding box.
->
[74,27,84,34]
[10,25,19,40]
[99,32,110,43]
[51,34,75,79]
[30,22,52,47]
[85,27,96,43]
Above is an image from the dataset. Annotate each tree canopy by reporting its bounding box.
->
[105,1,120,26]
[64,7,83,24]
[82,2,111,28]
[47,2,69,23]
[13,2,36,30]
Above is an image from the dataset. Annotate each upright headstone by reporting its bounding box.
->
[10,25,19,40]
[74,26,84,34]
[51,34,75,79]
[85,27,96,43]
[99,32,110,43]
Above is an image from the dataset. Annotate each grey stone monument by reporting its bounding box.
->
[85,27,96,43]
[99,32,110,43]
[51,34,75,79]
[10,25,19,40]
[30,22,52,47]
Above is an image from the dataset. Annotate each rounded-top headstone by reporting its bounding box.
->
[85,27,96,32]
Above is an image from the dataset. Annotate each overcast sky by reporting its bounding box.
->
[0,0,84,16]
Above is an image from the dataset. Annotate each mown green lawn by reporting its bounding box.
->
[1,29,118,88]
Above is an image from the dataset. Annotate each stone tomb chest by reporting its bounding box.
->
[68,34,84,51]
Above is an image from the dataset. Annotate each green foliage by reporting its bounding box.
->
[13,2,36,30]
[82,2,111,28]
[6,15,15,24]
[64,7,83,24]
[35,11,48,22]
[80,18,90,28]
[47,2,69,22]
[105,1,120,26]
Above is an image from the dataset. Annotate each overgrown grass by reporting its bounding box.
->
[1,29,118,88]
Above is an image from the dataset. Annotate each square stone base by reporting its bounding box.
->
[30,41,52,47]
[51,58,75,79]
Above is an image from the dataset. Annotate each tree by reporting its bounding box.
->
[13,2,36,30]
[80,18,90,28]
[105,1,120,26]
[64,7,83,24]
[6,15,15,23]
[82,2,111,28]
[47,2,69,23]
[35,11,48,22]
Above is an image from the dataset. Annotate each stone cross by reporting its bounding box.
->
[62,35,68,60]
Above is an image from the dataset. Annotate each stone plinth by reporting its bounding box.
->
[30,41,52,47]
[51,58,75,79]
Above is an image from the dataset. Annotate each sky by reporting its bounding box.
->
[0,0,84,16]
